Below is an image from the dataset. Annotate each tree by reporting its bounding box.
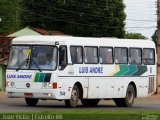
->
[125,32,147,39]
[21,0,126,38]
[0,0,22,34]
[151,30,157,45]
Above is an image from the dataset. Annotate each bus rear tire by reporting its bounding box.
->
[25,98,39,106]
[81,99,100,107]
[114,85,135,107]
[65,85,79,108]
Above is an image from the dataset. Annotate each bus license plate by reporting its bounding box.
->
[24,93,33,98]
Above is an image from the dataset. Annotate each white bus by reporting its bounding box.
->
[6,36,157,107]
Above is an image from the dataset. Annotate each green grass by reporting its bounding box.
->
[0,110,160,120]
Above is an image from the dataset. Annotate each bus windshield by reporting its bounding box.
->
[7,45,57,70]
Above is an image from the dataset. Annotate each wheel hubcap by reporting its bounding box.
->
[127,90,133,103]
[71,89,78,103]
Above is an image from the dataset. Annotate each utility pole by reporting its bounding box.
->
[157,0,160,94]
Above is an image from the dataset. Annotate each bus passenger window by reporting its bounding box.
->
[129,48,142,65]
[59,46,67,66]
[70,46,83,64]
[115,48,128,64]
[99,47,113,64]
[84,47,98,64]
[143,48,155,65]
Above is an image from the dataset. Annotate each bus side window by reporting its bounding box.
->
[143,48,155,65]
[59,46,68,70]
[70,46,83,64]
[99,47,113,64]
[115,47,128,64]
[129,48,142,65]
[84,47,98,64]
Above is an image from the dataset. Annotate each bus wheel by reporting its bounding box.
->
[65,85,79,108]
[114,85,135,107]
[81,99,100,107]
[25,98,39,106]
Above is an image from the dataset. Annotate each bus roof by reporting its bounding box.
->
[11,35,155,48]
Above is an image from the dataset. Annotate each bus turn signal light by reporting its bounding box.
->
[52,83,58,89]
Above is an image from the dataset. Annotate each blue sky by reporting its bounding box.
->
[124,0,157,38]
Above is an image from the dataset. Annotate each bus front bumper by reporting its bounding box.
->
[6,88,57,100]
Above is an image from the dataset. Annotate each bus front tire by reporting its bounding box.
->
[65,85,79,108]
[114,85,135,107]
[25,98,39,106]
[81,99,100,107]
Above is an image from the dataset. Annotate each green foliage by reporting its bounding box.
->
[151,30,157,45]
[21,0,126,38]
[125,32,147,39]
[0,0,22,34]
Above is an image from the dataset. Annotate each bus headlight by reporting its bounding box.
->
[48,83,52,88]
[42,83,52,89]
[6,81,10,87]
[6,81,15,87]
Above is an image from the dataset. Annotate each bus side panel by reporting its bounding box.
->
[109,77,150,99]
[112,78,128,98]
[56,77,87,100]
[88,77,101,98]
[98,78,116,98]
[135,77,149,97]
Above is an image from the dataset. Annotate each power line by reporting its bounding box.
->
[125,11,157,16]
[126,19,156,22]
[16,7,123,29]
[22,0,109,12]
[127,28,156,32]
[21,1,156,23]
[20,18,157,24]
[50,0,125,9]
[22,1,117,19]
[71,0,156,9]
[16,7,156,29]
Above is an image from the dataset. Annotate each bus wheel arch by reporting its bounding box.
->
[128,81,137,98]
[114,82,136,107]
[65,82,83,108]
[124,83,136,107]
[74,82,83,99]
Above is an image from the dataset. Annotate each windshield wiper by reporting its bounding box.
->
[16,58,42,72]
[30,58,42,72]
[16,59,28,71]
